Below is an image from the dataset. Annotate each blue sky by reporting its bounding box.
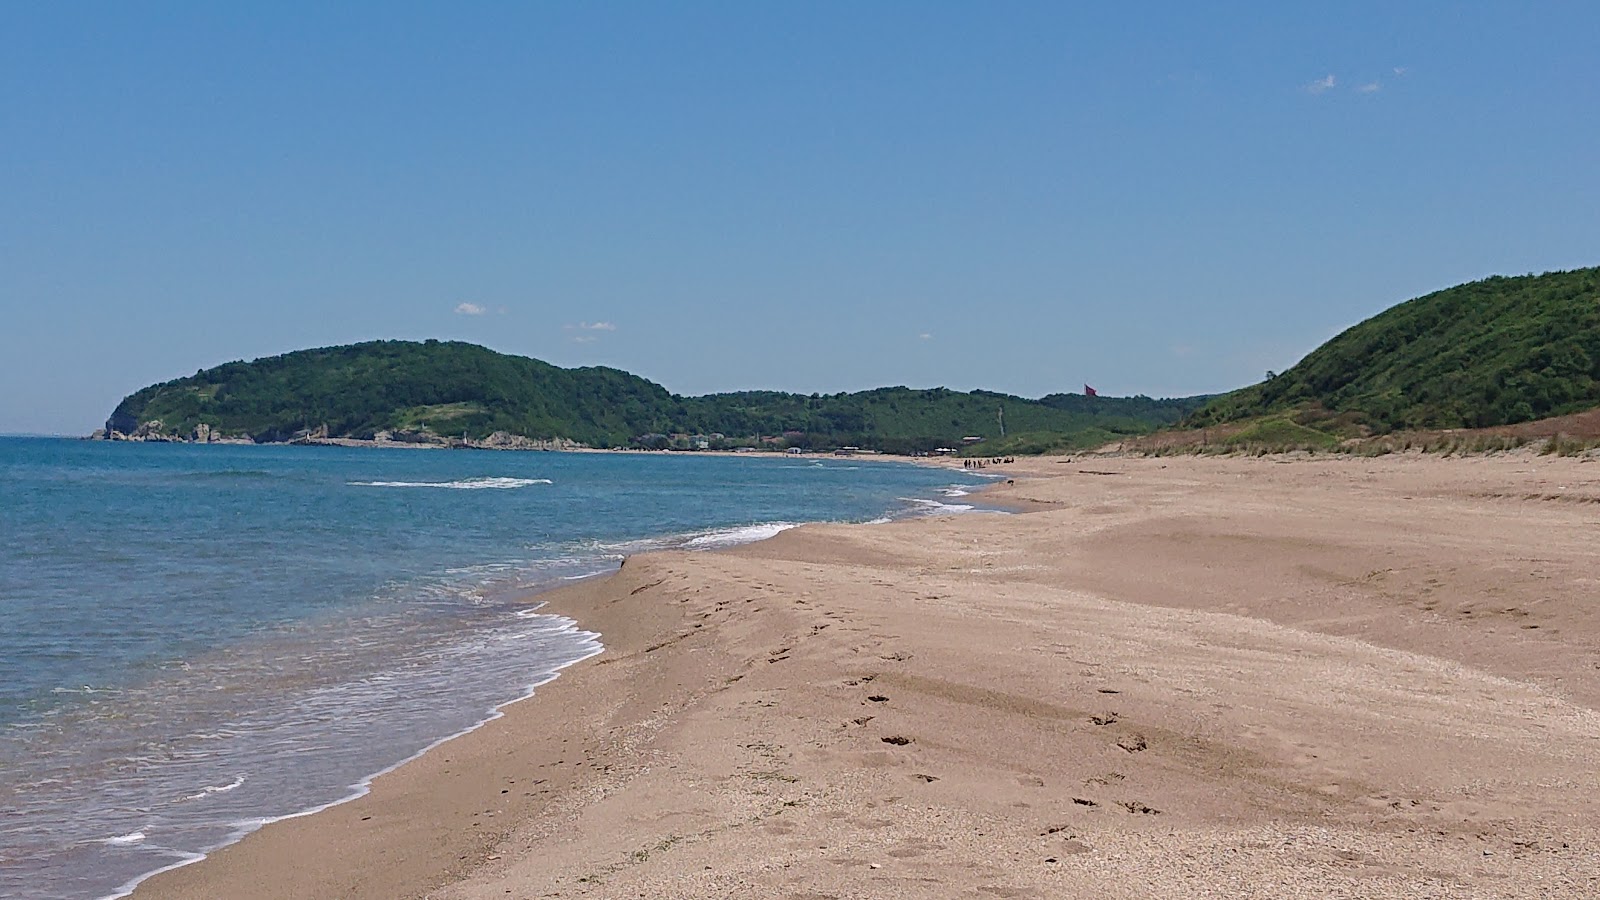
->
[3,2,1597,434]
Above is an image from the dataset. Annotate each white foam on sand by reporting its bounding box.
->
[898,497,976,515]
[682,522,800,549]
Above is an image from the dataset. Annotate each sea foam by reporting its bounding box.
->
[347,477,552,489]
[682,522,800,549]
[898,496,976,514]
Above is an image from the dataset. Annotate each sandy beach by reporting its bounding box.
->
[135,452,1600,899]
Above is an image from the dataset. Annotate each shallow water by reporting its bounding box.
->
[0,439,987,898]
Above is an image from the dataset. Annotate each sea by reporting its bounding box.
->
[0,437,992,899]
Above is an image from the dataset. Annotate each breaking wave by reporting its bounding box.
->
[347,477,552,490]
[682,522,800,549]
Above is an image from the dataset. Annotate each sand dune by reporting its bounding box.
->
[137,453,1600,899]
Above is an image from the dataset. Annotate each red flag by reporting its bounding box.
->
[1084,384,1098,397]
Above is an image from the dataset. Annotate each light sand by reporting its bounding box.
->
[136,453,1600,898]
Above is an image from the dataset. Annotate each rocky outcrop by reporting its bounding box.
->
[468,431,582,451]
[108,420,184,442]
[95,420,253,443]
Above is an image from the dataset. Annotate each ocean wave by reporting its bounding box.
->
[579,534,692,556]
[559,569,614,581]
[682,522,799,549]
[898,497,976,515]
[179,775,245,802]
[347,477,552,490]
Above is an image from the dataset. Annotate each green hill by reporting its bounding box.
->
[1187,267,1600,435]
[108,341,672,446]
[105,340,1207,452]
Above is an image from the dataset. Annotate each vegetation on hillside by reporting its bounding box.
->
[109,341,673,446]
[1188,267,1600,435]
[107,340,1207,452]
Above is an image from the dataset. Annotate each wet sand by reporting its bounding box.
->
[136,452,1600,899]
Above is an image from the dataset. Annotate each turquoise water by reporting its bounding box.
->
[0,438,990,898]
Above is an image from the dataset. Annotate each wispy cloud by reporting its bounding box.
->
[1392,66,1408,77]
[1357,81,1381,94]
[563,321,614,343]
[454,302,487,316]
[1306,74,1337,94]
[918,332,933,341]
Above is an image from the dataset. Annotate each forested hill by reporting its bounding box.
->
[1186,267,1600,435]
[103,340,1206,452]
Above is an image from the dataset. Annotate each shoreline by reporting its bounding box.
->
[135,453,1600,898]
[103,464,992,900]
[107,618,605,900]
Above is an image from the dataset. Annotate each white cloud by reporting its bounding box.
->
[918,332,933,340]
[1307,74,1336,94]
[1357,81,1381,93]
[1392,66,1408,76]
[563,321,616,340]
[454,302,487,316]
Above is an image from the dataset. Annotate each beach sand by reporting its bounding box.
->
[135,453,1600,898]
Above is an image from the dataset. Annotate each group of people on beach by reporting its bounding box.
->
[962,457,1014,469]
